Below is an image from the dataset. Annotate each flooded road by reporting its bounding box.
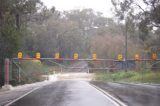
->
[9,80,119,106]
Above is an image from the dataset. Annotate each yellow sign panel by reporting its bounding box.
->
[134,54,140,60]
[74,53,79,60]
[55,53,60,59]
[36,52,41,59]
[92,53,97,60]
[152,53,157,60]
[117,54,123,61]
[18,52,23,59]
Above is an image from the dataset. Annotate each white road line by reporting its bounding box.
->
[4,87,41,106]
[89,83,128,106]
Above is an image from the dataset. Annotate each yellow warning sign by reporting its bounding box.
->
[55,53,60,59]
[117,54,123,61]
[92,53,97,60]
[36,52,41,59]
[152,53,157,60]
[134,54,140,60]
[18,52,23,59]
[74,53,79,60]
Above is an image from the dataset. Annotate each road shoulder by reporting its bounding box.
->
[0,80,55,106]
[90,81,160,106]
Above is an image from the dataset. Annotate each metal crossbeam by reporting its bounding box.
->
[12,58,160,61]
[63,67,119,70]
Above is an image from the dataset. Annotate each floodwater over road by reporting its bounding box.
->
[9,80,118,106]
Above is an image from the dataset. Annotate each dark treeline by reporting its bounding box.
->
[0,0,43,86]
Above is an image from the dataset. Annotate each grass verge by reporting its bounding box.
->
[93,70,160,83]
[11,60,61,85]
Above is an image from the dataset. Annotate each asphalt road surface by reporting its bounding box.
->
[91,81,160,106]
[8,80,118,106]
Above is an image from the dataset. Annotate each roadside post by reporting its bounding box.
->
[87,68,90,74]
[5,58,9,85]
[17,52,22,82]
[2,58,13,90]
[18,61,21,83]
[134,53,140,71]
[60,67,63,73]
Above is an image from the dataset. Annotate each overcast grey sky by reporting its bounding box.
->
[41,0,113,17]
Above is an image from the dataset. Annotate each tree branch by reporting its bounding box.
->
[151,0,156,9]
[143,0,149,5]
[133,2,146,12]
[151,22,160,28]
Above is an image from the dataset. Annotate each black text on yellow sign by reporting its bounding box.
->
[55,53,60,59]
[117,54,123,61]
[134,54,140,60]
[18,52,23,59]
[152,53,157,60]
[92,53,97,60]
[36,52,41,59]
[74,53,79,60]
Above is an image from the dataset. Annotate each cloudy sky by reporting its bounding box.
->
[41,0,113,17]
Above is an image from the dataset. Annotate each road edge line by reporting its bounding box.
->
[90,83,128,106]
[115,82,160,87]
[4,87,41,106]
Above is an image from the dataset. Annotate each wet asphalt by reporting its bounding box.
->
[9,80,117,106]
[91,81,160,106]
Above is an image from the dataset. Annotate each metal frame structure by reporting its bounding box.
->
[3,57,160,86]
[12,57,160,61]
[11,58,160,71]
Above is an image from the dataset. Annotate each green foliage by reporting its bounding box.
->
[0,0,43,86]
[111,0,160,44]
[0,25,21,58]
[94,70,160,83]
[0,24,21,86]
[18,60,49,84]
[112,0,160,28]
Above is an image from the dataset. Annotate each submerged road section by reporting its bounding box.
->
[7,80,120,106]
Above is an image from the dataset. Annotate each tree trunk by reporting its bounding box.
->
[16,13,20,30]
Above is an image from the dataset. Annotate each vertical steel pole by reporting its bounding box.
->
[125,21,128,72]
[5,58,10,85]
[87,68,90,74]
[60,67,62,73]
[18,61,21,83]
[10,59,12,81]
